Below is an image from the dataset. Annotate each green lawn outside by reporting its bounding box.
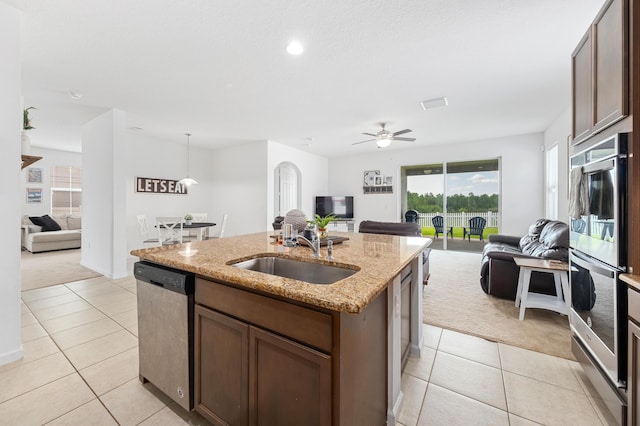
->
[421,226,498,240]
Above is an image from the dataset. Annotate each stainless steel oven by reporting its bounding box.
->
[569,133,627,269]
[570,249,626,387]
[569,133,628,423]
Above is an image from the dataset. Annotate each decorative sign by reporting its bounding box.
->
[363,170,393,194]
[136,177,188,194]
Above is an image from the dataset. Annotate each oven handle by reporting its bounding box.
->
[571,251,616,278]
[582,158,615,174]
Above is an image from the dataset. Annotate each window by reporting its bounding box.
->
[51,165,82,215]
[545,145,559,220]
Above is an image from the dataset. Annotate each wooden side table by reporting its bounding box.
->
[514,257,570,320]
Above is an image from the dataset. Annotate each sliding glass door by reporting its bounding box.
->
[402,158,500,252]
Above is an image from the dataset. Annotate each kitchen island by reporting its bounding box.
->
[131,231,430,425]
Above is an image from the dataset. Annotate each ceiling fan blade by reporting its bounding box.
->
[393,137,416,142]
[352,139,376,145]
[362,132,377,137]
[392,129,412,136]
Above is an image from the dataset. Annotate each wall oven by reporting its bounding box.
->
[569,133,628,423]
[569,133,627,269]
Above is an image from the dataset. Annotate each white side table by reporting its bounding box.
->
[514,257,570,321]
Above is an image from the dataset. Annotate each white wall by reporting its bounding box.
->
[328,133,546,236]
[544,107,571,222]
[125,132,215,263]
[21,146,82,216]
[0,3,24,366]
[266,141,329,226]
[211,141,269,237]
[81,109,128,279]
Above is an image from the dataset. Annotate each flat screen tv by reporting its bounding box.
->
[315,196,354,219]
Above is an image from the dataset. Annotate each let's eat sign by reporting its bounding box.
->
[136,177,188,194]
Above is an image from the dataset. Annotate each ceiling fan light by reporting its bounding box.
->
[376,138,391,148]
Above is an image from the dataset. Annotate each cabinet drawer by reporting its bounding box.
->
[196,278,332,353]
[629,288,640,322]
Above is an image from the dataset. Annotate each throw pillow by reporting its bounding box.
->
[29,215,62,232]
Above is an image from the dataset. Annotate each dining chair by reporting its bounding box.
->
[156,216,184,245]
[209,213,228,239]
[136,214,160,246]
[188,212,208,239]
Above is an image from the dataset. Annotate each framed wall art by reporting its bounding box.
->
[26,188,42,203]
[27,167,43,183]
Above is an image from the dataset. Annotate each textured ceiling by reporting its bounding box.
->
[7,0,604,156]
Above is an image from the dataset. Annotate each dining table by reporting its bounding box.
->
[183,222,216,241]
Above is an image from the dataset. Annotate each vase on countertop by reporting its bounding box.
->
[318,227,328,239]
[21,131,31,155]
[185,220,192,225]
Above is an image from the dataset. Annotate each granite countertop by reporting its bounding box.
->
[621,273,640,292]
[131,231,431,314]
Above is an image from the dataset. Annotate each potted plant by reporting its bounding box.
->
[314,213,336,239]
[22,107,37,154]
[184,214,193,225]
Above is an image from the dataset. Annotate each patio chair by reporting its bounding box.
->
[405,209,419,223]
[431,215,452,238]
[463,216,486,241]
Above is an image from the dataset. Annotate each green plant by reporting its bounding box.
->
[184,214,193,221]
[23,107,37,130]
[314,213,336,229]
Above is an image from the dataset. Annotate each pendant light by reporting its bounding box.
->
[178,132,198,187]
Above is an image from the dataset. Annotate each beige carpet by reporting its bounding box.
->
[21,249,102,291]
[425,249,574,360]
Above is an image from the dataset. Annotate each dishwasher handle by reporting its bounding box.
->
[134,261,195,295]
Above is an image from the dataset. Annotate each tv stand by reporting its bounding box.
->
[331,219,355,232]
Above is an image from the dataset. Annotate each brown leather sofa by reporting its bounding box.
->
[358,220,422,236]
[480,219,569,300]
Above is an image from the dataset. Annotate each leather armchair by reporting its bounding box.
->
[480,219,569,300]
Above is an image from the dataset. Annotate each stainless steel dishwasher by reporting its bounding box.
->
[134,261,195,411]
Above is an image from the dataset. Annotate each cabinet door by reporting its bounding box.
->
[249,326,331,426]
[195,305,249,426]
[572,28,593,143]
[593,0,628,132]
[629,319,640,426]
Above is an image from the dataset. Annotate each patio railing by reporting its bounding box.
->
[415,211,500,229]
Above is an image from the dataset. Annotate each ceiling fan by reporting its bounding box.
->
[352,123,416,148]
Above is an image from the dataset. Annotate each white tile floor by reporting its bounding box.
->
[1,275,619,425]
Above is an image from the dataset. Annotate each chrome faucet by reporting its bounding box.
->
[297,234,321,258]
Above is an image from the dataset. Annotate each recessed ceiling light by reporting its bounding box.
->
[420,96,448,111]
[128,126,144,131]
[286,41,304,55]
[68,91,83,100]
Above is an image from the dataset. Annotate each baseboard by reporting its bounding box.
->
[0,346,24,367]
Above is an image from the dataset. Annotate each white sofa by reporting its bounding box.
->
[21,214,82,253]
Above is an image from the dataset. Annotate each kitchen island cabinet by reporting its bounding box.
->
[132,231,430,425]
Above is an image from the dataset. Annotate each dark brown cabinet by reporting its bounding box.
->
[249,326,331,425]
[629,288,640,425]
[194,276,390,425]
[195,303,331,426]
[195,305,249,425]
[572,0,628,145]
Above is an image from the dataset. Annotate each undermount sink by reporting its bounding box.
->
[230,255,359,284]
